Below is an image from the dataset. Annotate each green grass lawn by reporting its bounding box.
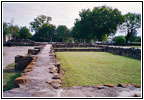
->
[56,52,141,87]
[3,63,21,91]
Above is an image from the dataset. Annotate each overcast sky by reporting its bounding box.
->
[3,2,142,36]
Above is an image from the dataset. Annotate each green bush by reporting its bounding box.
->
[113,36,126,44]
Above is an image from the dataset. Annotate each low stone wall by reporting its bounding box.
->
[3,39,46,46]
[49,46,61,73]
[98,45,141,60]
[28,46,43,55]
[14,56,38,86]
[15,55,33,71]
[54,48,104,52]
[47,46,62,89]
[52,43,141,60]
[52,43,95,48]
[96,43,141,46]
[13,45,44,86]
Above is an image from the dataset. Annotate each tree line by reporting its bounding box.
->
[3,21,32,42]
[3,5,141,43]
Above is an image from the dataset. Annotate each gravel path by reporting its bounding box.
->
[3,44,141,97]
[3,46,33,68]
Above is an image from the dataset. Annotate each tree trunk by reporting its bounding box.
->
[50,35,52,42]
[126,31,131,43]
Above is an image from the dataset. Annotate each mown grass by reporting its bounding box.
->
[56,52,141,87]
[3,63,21,91]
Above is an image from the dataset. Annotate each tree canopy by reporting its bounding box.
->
[3,6,141,43]
[113,35,126,44]
[120,13,141,43]
[30,15,52,32]
[19,26,32,39]
[3,22,9,37]
[32,23,56,42]
[56,25,71,42]
[8,25,19,39]
[3,21,32,41]
[72,6,125,42]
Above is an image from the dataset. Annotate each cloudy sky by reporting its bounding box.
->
[3,2,142,36]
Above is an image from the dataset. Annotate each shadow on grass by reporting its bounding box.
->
[3,67,22,91]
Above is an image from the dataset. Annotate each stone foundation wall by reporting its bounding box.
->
[52,43,141,60]
[28,46,43,55]
[14,46,44,71]
[15,55,33,71]
[52,43,95,48]
[14,46,43,85]
[3,39,47,46]
[96,43,141,46]
[49,46,61,73]
[98,45,141,60]
[54,48,104,52]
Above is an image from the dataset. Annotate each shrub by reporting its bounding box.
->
[113,36,126,44]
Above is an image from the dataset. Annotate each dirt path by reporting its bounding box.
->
[3,44,141,97]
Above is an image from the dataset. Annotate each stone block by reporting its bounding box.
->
[28,49,39,55]
[29,62,35,65]
[104,84,114,87]
[47,79,62,84]
[32,57,38,62]
[51,83,61,89]
[34,46,42,51]
[55,61,61,73]
[14,55,33,71]
[49,53,56,58]
[15,55,33,63]
[130,84,141,88]
[23,68,32,73]
[49,67,58,74]
[134,93,141,97]
[26,65,33,69]
[14,77,27,84]
[52,73,61,79]
[96,85,105,89]
[15,61,30,71]
[117,83,128,88]
[21,73,27,76]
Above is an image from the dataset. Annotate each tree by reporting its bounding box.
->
[72,9,94,43]
[3,22,9,42]
[9,25,19,39]
[92,6,124,40]
[30,15,52,32]
[120,13,141,43]
[56,25,71,42]
[71,19,82,42]
[32,23,56,42]
[6,19,20,40]
[72,6,125,43]
[113,35,126,44]
[19,26,32,39]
